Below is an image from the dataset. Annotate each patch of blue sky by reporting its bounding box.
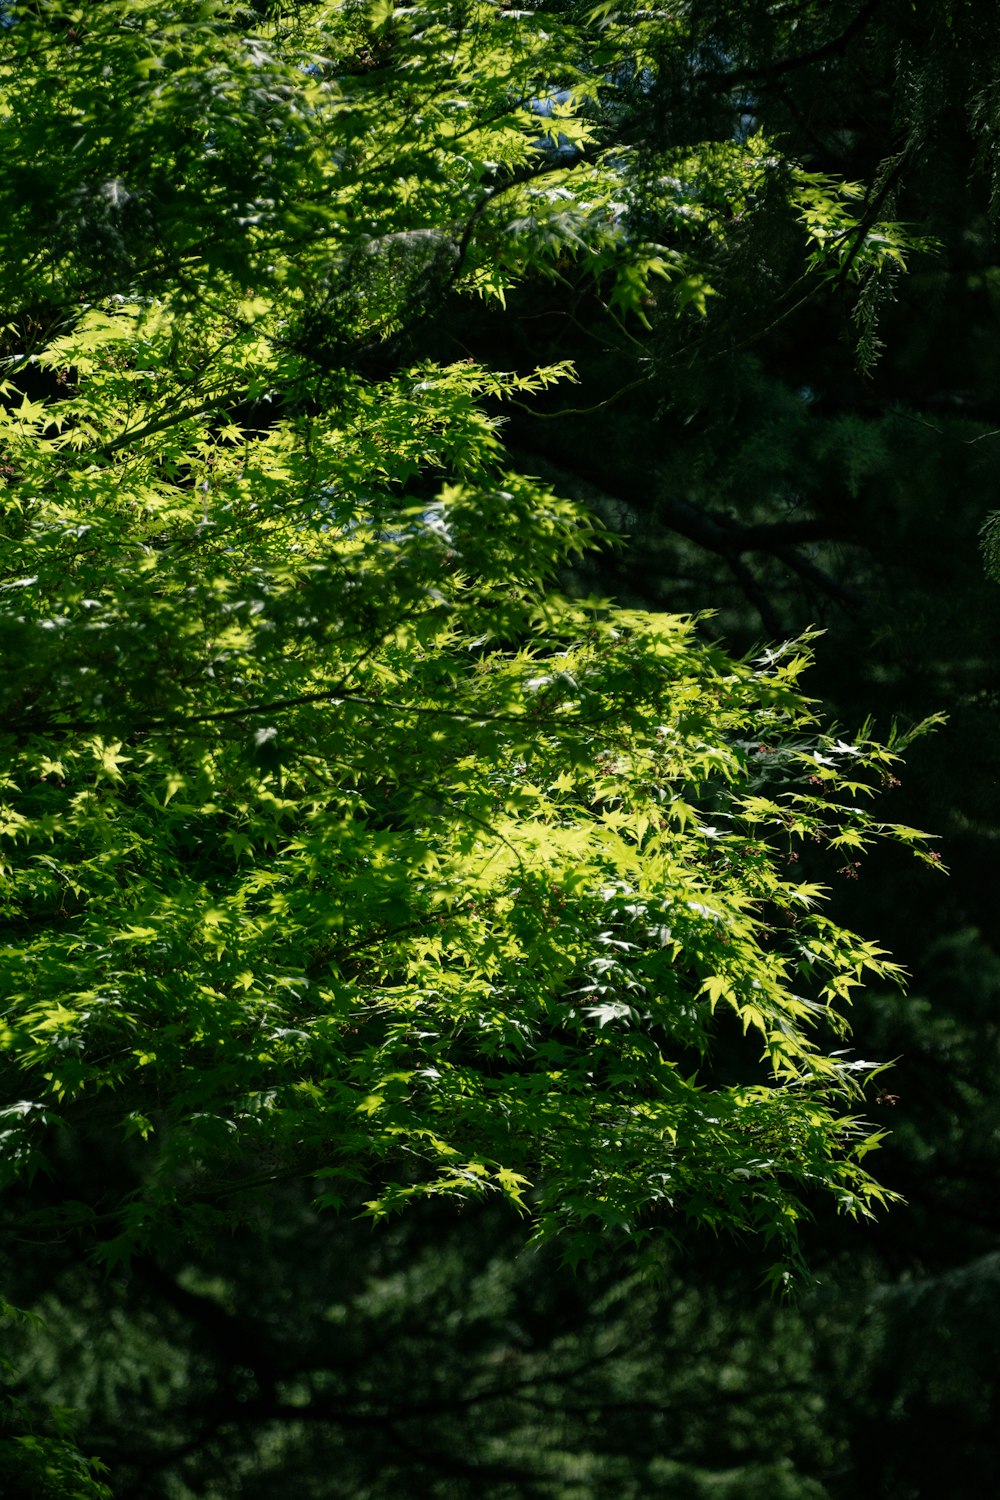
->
[529,87,580,163]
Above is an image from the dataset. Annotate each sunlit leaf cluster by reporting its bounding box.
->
[0,0,938,1282]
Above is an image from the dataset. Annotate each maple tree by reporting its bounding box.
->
[0,0,937,1315]
[0,3,958,1492]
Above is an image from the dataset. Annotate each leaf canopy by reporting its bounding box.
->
[0,0,938,1276]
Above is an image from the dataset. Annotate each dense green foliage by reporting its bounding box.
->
[6,1,1000,1496]
[0,0,930,1268]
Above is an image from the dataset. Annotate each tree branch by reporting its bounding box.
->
[712,0,883,88]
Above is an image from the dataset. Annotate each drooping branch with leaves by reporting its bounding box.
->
[1,284,940,1266]
[0,13,948,1491]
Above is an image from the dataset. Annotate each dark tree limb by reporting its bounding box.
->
[512,449,866,616]
[711,0,883,88]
